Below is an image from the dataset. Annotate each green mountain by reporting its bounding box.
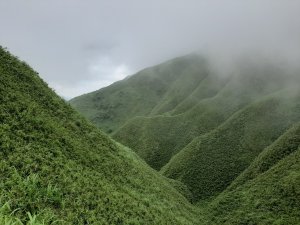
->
[70,54,212,134]
[71,55,298,172]
[113,70,292,171]
[162,87,300,201]
[71,53,300,224]
[203,122,300,224]
[2,46,300,224]
[0,47,199,224]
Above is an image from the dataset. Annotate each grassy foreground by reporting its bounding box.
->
[0,46,199,224]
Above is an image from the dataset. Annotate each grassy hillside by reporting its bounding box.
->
[111,73,227,170]
[113,65,289,170]
[70,52,300,208]
[70,54,210,133]
[0,46,199,224]
[4,45,300,224]
[202,123,300,224]
[162,88,300,202]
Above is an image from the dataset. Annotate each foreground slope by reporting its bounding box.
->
[203,123,300,224]
[0,47,198,224]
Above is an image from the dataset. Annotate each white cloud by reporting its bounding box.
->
[50,56,130,99]
[1,0,299,98]
[88,57,130,82]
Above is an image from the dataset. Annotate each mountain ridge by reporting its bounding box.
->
[2,46,300,224]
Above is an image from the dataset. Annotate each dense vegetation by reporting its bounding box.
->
[162,88,300,201]
[2,46,300,224]
[0,47,199,224]
[72,53,300,224]
[72,57,296,172]
[113,70,292,170]
[203,123,300,224]
[70,54,211,134]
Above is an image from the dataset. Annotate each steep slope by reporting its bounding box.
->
[0,47,199,224]
[162,88,300,202]
[203,123,300,224]
[70,54,211,133]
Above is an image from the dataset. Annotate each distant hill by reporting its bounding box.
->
[0,47,198,224]
[71,55,299,172]
[70,54,211,133]
[71,53,300,224]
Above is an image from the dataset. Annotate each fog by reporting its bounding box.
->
[0,0,299,99]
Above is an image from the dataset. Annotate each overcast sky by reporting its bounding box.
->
[0,0,299,99]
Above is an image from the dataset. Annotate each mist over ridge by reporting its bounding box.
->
[1,0,300,98]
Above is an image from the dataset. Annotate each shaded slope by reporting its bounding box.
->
[203,123,300,224]
[162,88,300,202]
[70,54,210,133]
[0,47,198,224]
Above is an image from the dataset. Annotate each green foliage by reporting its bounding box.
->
[2,45,300,224]
[73,56,295,173]
[0,46,198,224]
[162,89,300,201]
[70,51,300,224]
[0,202,47,225]
[202,123,300,224]
[70,54,210,134]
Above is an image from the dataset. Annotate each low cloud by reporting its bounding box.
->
[0,0,299,98]
[51,56,130,99]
